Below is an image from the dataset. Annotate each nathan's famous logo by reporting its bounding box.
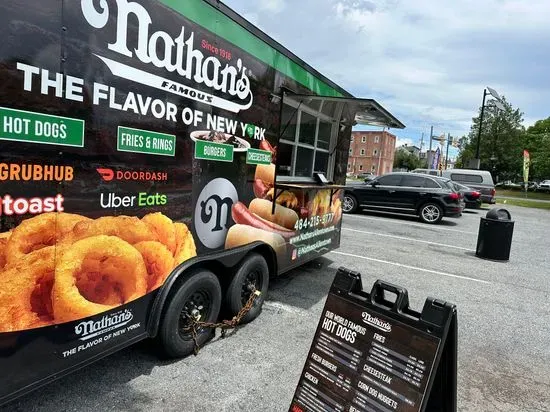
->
[100,192,167,208]
[0,163,73,181]
[195,178,238,249]
[80,0,253,113]
[75,309,134,341]
[0,194,64,216]
[361,312,392,333]
[97,168,168,182]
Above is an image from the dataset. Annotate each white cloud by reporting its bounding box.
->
[396,137,414,148]
[259,0,286,13]
[223,0,550,142]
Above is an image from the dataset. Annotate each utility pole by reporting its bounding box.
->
[428,125,434,169]
[445,133,451,169]
[475,89,488,164]
[419,132,424,152]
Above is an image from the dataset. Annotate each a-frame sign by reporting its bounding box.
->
[289,267,457,412]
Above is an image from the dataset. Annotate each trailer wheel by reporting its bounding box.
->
[157,270,222,358]
[225,253,269,324]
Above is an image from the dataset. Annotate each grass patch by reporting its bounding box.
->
[497,189,550,200]
[496,198,550,210]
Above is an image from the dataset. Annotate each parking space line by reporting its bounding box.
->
[342,213,477,235]
[342,227,473,251]
[330,251,492,285]
[264,301,311,316]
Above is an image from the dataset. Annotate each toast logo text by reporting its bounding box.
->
[0,163,73,181]
[100,192,167,208]
[361,312,392,333]
[97,168,168,182]
[80,0,253,113]
[195,178,238,249]
[75,309,134,341]
[0,194,64,215]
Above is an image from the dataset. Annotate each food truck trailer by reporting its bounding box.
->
[0,0,405,404]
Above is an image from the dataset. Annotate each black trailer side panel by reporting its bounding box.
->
[0,0,351,404]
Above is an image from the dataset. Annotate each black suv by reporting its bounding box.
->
[343,173,463,224]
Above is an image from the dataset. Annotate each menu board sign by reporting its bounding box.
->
[290,269,457,412]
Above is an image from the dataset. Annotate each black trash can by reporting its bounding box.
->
[476,208,514,261]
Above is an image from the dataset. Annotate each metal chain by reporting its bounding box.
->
[184,288,261,356]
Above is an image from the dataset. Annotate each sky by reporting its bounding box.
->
[222,0,550,157]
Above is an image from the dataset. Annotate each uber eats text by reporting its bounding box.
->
[100,192,167,209]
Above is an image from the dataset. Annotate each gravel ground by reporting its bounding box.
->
[4,204,550,412]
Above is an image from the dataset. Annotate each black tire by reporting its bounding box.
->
[342,193,358,213]
[157,270,222,358]
[418,202,443,224]
[225,253,269,324]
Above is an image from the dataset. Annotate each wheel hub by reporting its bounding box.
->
[179,290,212,339]
[241,271,259,305]
[343,196,354,212]
[423,206,440,222]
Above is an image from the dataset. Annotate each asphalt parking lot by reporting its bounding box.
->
[5,205,550,412]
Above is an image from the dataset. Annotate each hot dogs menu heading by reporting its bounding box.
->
[290,294,441,412]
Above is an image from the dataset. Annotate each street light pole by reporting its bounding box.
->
[475,89,488,166]
[428,125,434,169]
[445,133,451,169]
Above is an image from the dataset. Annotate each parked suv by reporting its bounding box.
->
[440,169,496,204]
[342,172,463,224]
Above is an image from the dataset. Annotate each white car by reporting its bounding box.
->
[538,180,550,192]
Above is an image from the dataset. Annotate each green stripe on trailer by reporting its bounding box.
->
[158,0,344,97]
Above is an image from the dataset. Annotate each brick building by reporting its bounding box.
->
[348,131,397,176]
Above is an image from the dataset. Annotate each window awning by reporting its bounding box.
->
[283,93,406,129]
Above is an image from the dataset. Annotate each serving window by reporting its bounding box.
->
[276,97,337,180]
[275,92,406,183]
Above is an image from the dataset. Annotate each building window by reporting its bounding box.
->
[375,135,380,143]
[373,149,378,156]
[359,164,363,171]
[360,149,365,155]
[362,136,366,143]
[371,165,376,172]
[349,148,353,155]
[351,136,354,142]
[278,98,335,179]
[347,163,351,171]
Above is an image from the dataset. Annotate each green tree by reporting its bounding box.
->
[453,136,470,168]
[393,148,421,171]
[523,118,550,180]
[456,96,524,182]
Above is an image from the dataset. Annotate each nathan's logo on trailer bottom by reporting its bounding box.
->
[195,178,238,249]
[361,312,392,333]
[80,0,253,113]
[75,310,134,341]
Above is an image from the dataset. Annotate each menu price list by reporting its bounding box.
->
[290,294,441,412]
